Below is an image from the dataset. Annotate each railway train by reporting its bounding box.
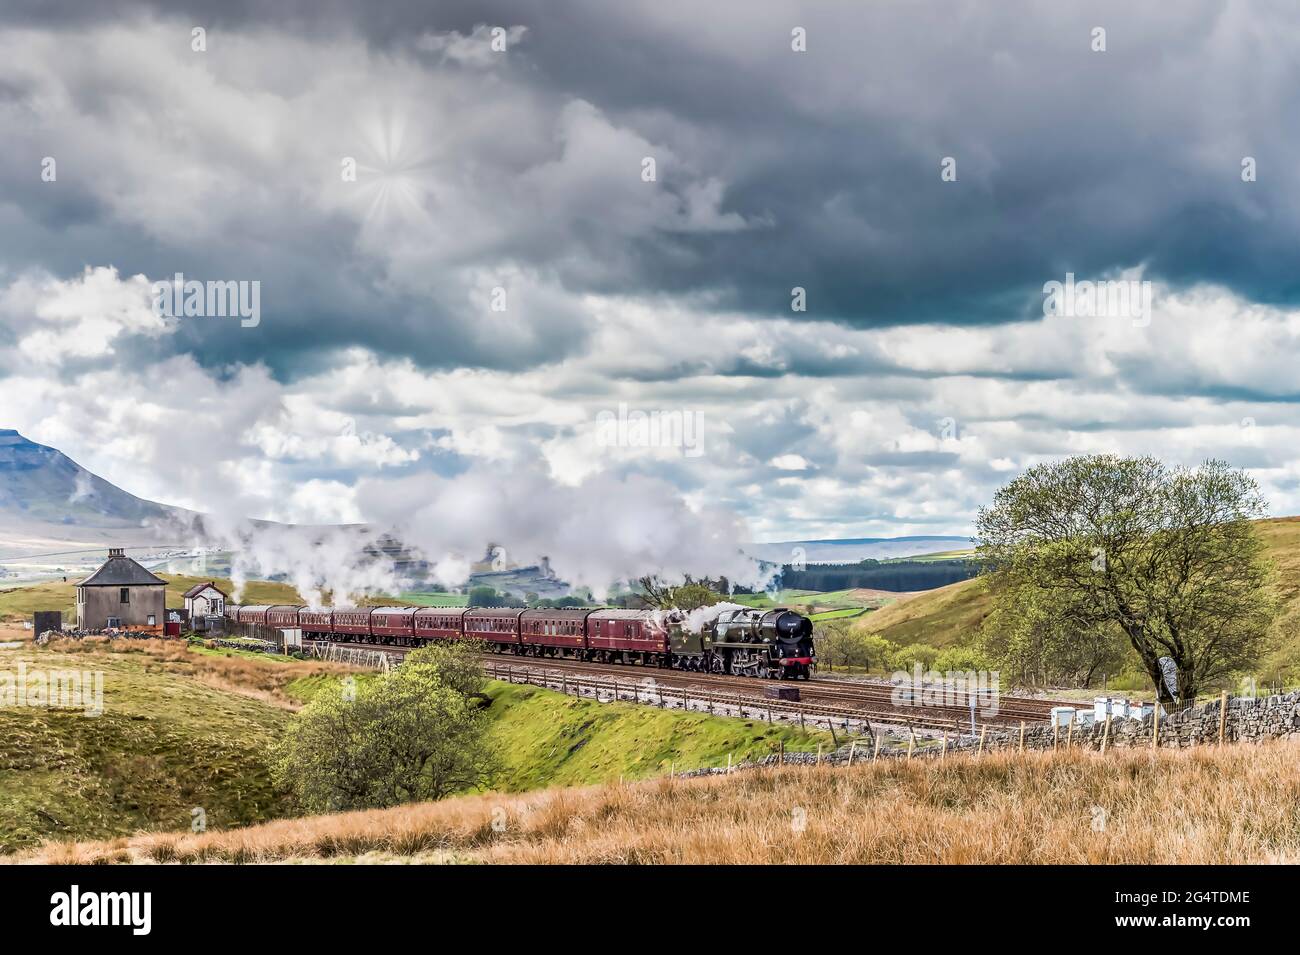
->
[224,603,817,679]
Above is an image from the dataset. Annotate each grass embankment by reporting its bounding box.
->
[277,669,828,787]
[20,741,1300,864]
[1,635,827,854]
[483,682,828,790]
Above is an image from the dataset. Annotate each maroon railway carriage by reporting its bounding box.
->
[235,605,272,626]
[369,606,417,643]
[464,608,525,650]
[298,608,333,635]
[266,605,302,629]
[587,609,671,664]
[332,607,375,637]
[519,608,593,656]
[413,607,471,643]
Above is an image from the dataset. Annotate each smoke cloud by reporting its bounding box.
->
[355,467,769,600]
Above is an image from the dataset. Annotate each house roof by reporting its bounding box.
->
[78,550,166,588]
[182,581,229,599]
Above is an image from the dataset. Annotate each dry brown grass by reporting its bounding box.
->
[15,740,1300,864]
[39,637,358,710]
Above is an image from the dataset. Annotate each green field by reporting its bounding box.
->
[733,588,894,612]
[398,591,469,607]
[809,607,869,622]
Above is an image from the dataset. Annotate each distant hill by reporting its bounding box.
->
[0,429,190,531]
[744,535,971,565]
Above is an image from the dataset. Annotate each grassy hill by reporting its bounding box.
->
[853,515,1300,662]
[0,638,297,854]
[19,742,1300,864]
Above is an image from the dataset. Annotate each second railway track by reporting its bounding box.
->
[307,640,1069,732]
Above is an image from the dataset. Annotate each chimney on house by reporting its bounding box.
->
[108,548,125,558]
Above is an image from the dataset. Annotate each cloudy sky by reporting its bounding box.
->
[3,0,1300,579]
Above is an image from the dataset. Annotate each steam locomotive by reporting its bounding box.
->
[225,603,816,679]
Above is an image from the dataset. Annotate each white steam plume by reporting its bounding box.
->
[355,467,772,599]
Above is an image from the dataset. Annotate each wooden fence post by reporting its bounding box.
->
[847,740,857,766]
[816,742,823,765]
[872,732,882,760]
[1152,702,1160,750]
[1219,691,1229,745]
[1101,712,1112,754]
[906,733,914,760]
[1018,720,1025,752]
[941,733,948,760]
[1066,715,1074,748]
[978,725,987,754]
[778,740,785,765]
[726,752,733,774]
[1053,721,1059,751]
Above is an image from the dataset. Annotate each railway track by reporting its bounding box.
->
[306,639,1069,732]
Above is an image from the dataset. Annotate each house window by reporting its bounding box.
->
[120,588,130,604]
[147,614,156,627]
[107,617,121,629]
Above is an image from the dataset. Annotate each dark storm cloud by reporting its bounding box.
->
[4,0,1299,379]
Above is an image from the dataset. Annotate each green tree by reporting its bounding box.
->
[976,455,1276,706]
[270,641,497,812]
[468,585,501,607]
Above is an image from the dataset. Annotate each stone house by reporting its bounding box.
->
[75,548,166,633]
